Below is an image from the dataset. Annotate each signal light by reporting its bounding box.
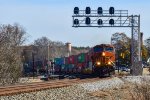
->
[109,7,115,14]
[97,19,103,25]
[109,19,114,25]
[97,62,101,65]
[74,19,79,25]
[85,7,91,14]
[85,17,91,25]
[108,61,111,65]
[74,7,79,14]
[102,52,105,56]
[97,7,103,14]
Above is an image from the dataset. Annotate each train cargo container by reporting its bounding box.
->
[65,57,69,65]
[62,65,67,73]
[68,64,75,72]
[61,65,66,72]
[69,64,74,69]
[77,53,86,63]
[77,53,91,63]
[86,53,92,62]
[85,53,89,62]
[54,57,65,65]
[68,55,77,64]
[61,64,65,70]
[64,64,69,73]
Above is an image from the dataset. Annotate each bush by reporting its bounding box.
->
[0,24,26,85]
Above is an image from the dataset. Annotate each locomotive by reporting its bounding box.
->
[91,44,115,76]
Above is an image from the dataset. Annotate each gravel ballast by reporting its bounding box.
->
[78,77,124,91]
[0,85,100,100]
[122,75,150,84]
[0,76,150,100]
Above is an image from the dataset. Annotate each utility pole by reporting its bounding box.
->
[47,42,49,75]
[32,52,35,78]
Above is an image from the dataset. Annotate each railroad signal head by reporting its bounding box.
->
[85,7,91,14]
[97,19,103,25]
[109,7,115,14]
[109,19,114,25]
[74,19,79,25]
[97,7,103,15]
[74,7,79,14]
[85,17,91,25]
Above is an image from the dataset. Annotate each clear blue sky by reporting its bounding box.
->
[0,0,149,47]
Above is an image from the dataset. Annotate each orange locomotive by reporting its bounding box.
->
[91,44,115,76]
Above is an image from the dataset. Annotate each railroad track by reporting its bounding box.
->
[0,77,112,96]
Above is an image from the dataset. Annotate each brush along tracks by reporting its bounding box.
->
[0,77,112,96]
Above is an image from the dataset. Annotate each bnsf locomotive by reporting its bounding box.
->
[91,44,115,76]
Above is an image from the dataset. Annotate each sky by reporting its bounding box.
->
[0,0,149,47]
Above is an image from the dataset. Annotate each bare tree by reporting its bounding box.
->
[34,37,50,60]
[0,24,26,85]
[33,37,68,60]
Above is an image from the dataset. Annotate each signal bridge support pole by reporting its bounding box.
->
[131,15,142,75]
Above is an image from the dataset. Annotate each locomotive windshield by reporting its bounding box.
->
[93,45,114,52]
[93,47,103,52]
[105,47,114,52]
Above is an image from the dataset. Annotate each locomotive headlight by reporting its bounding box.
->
[102,52,105,56]
[108,61,111,65]
[96,62,101,65]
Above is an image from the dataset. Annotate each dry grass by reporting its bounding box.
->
[89,80,150,100]
[143,68,150,75]
[115,71,130,77]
